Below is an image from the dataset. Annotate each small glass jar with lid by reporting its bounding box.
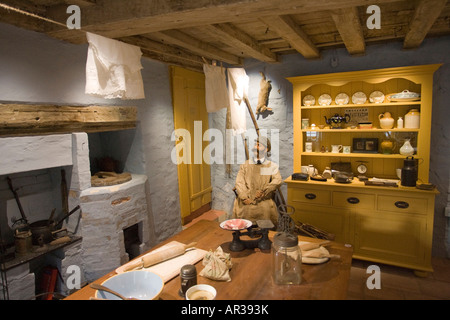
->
[272,232,302,285]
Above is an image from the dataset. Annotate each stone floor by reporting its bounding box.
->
[347,257,450,300]
[187,210,450,300]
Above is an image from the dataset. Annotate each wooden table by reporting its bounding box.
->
[65,220,353,300]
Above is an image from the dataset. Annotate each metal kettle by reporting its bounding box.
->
[324,113,351,129]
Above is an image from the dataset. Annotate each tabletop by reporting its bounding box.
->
[65,220,353,300]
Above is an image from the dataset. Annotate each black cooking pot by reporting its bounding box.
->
[29,205,80,245]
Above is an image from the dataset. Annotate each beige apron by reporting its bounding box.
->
[232,160,282,225]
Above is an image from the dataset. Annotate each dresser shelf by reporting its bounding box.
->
[301,152,411,159]
[302,100,421,110]
[302,128,420,133]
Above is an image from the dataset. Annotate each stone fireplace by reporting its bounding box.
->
[0,132,156,299]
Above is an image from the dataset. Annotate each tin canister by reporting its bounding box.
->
[15,230,32,254]
[179,264,197,297]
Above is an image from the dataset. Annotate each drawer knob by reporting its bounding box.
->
[395,201,409,209]
[347,197,360,204]
[305,193,316,200]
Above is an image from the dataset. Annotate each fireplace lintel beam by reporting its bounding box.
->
[0,104,137,137]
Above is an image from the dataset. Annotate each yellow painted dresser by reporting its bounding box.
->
[286,177,438,276]
[286,65,441,276]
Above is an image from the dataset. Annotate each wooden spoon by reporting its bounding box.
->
[90,283,139,300]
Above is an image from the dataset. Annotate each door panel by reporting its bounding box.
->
[171,66,212,223]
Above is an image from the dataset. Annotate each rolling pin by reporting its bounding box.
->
[123,242,197,272]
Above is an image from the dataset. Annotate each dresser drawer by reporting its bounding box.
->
[332,191,375,210]
[377,195,428,215]
[289,187,331,205]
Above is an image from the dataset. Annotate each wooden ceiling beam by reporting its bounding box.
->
[42,0,397,42]
[63,0,96,6]
[260,15,320,59]
[403,0,447,49]
[330,7,365,55]
[0,0,50,32]
[140,49,203,73]
[119,35,207,66]
[150,30,243,65]
[204,23,278,63]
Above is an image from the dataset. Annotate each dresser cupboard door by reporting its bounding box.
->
[291,204,349,243]
[353,210,427,267]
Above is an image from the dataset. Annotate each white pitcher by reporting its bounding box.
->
[331,145,343,153]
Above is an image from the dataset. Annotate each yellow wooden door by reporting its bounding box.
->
[171,66,212,224]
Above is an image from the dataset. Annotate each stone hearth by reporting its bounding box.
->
[0,132,155,299]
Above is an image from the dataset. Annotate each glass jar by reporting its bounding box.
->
[272,232,302,285]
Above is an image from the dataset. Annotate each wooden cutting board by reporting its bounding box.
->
[115,241,207,282]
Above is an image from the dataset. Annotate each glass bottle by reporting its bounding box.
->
[397,117,403,129]
[272,232,302,285]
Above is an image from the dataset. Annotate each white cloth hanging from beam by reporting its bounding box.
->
[227,68,249,135]
[203,64,229,113]
[85,32,145,100]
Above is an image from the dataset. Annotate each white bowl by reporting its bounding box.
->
[95,270,164,300]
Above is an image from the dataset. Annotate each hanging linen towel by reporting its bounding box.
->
[203,64,229,113]
[227,68,249,135]
[85,32,145,99]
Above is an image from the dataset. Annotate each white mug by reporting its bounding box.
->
[331,145,343,153]
[343,145,351,154]
[305,142,313,152]
[301,166,309,174]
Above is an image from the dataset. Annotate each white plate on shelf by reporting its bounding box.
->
[302,95,315,106]
[369,91,385,103]
[352,91,367,104]
[318,94,332,106]
[335,93,349,105]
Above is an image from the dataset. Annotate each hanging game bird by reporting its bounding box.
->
[256,72,272,115]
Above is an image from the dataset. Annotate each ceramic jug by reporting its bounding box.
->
[378,112,394,129]
[399,139,414,156]
[331,145,343,153]
[404,109,420,129]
